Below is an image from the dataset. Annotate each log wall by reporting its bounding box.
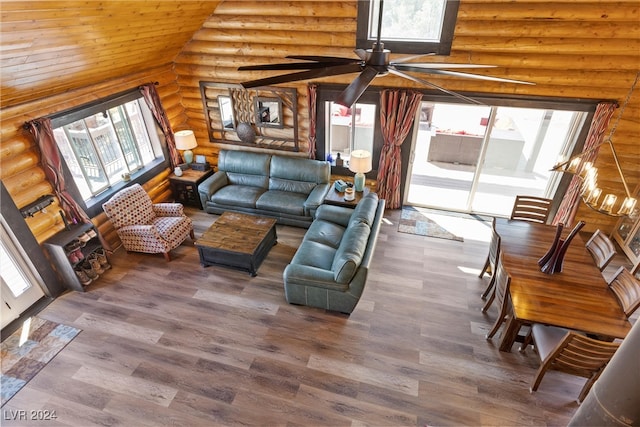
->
[0,65,185,247]
[1,0,638,255]
[175,0,640,232]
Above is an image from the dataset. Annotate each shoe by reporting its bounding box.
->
[95,248,111,270]
[74,266,92,286]
[86,229,97,239]
[68,251,79,264]
[82,261,99,280]
[88,254,105,275]
[78,233,91,243]
[64,240,82,252]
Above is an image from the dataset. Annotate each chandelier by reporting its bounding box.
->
[551,71,639,217]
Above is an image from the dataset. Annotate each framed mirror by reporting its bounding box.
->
[200,82,299,152]
[218,95,235,130]
[254,97,283,128]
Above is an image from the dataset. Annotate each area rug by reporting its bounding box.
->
[1,317,81,406]
[398,206,465,241]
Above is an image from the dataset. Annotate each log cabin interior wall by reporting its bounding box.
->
[1,1,639,251]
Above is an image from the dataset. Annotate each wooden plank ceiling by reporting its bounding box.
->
[0,1,221,108]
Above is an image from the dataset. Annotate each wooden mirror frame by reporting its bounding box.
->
[200,82,299,152]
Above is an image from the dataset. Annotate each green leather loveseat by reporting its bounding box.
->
[198,149,331,228]
[283,192,385,314]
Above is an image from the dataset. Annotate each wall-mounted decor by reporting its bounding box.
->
[254,97,283,128]
[199,82,298,152]
[218,95,235,130]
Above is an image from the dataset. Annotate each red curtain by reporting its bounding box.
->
[139,83,181,168]
[376,89,423,209]
[26,118,113,251]
[552,102,617,226]
[307,83,318,159]
[25,119,91,226]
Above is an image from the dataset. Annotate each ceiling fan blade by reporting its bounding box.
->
[401,67,535,85]
[389,68,484,105]
[241,63,363,89]
[335,66,380,107]
[354,49,367,60]
[393,63,496,70]
[239,61,357,71]
[286,55,359,63]
[391,53,436,64]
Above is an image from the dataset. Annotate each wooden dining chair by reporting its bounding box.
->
[585,229,616,272]
[483,252,511,338]
[608,266,640,317]
[529,324,620,403]
[479,217,501,300]
[510,195,553,224]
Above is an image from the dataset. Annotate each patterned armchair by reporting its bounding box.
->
[103,184,194,261]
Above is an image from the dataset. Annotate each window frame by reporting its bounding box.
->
[356,0,460,55]
[316,86,385,179]
[50,89,170,218]
[316,84,599,204]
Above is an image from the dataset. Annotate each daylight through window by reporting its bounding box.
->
[357,0,458,55]
[370,0,446,42]
[52,97,164,201]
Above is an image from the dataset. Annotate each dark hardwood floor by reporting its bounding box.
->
[5,207,628,426]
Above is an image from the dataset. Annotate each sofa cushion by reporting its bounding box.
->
[290,241,335,271]
[210,185,265,208]
[303,219,346,249]
[270,155,330,184]
[256,191,306,216]
[350,192,379,227]
[218,150,270,189]
[332,222,371,283]
[269,177,317,195]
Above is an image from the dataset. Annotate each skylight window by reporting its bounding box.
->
[356,0,459,55]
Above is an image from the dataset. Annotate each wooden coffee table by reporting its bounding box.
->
[195,212,277,276]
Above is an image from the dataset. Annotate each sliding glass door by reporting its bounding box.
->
[406,101,587,217]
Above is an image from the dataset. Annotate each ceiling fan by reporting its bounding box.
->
[238,1,533,107]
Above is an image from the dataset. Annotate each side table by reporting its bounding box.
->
[169,168,214,209]
[324,185,370,208]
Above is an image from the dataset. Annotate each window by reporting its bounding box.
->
[356,0,459,55]
[325,102,376,166]
[316,87,384,178]
[406,101,590,216]
[315,84,595,214]
[51,92,166,212]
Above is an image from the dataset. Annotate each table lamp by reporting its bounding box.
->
[174,130,198,164]
[349,150,372,192]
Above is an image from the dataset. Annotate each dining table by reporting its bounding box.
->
[493,218,632,352]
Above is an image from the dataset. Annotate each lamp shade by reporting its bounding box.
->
[174,130,198,150]
[348,150,372,174]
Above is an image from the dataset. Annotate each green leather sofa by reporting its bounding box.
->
[283,192,385,314]
[198,149,331,228]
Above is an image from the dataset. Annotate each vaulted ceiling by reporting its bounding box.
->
[0,1,221,108]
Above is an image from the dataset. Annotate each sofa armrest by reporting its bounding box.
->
[153,203,184,217]
[304,183,331,216]
[283,264,349,291]
[314,204,354,227]
[198,171,228,207]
